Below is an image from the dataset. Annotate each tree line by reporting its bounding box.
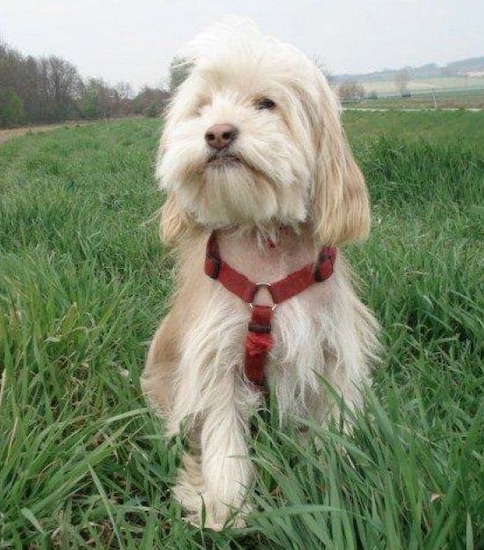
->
[337,69,411,103]
[0,36,170,128]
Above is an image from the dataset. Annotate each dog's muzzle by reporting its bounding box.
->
[206,151,241,167]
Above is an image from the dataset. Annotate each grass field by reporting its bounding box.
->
[351,90,484,111]
[0,113,483,549]
[343,110,484,144]
[342,74,484,110]
[359,76,484,95]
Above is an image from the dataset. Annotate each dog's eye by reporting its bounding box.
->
[195,98,210,116]
[256,97,276,110]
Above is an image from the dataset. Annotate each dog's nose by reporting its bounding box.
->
[205,124,238,150]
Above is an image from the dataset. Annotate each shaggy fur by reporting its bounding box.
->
[142,20,379,530]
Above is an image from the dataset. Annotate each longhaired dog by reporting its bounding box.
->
[142,21,379,530]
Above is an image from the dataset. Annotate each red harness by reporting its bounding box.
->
[204,232,337,390]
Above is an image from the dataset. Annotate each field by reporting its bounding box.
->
[359,76,484,96]
[345,75,484,110]
[0,113,483,549]
[343,110,484,143]
[348,89,484,111]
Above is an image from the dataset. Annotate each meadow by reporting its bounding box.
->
[357,75,484,96]
[0,112,483,549]
[348,88,484,111]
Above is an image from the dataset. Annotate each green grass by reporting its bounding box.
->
[1,115,483,549]
[343,110,484,144]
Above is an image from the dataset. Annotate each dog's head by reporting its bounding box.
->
[158,21,370,246]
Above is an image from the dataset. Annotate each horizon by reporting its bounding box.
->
[1,27,482,91]
[1,0,483,91]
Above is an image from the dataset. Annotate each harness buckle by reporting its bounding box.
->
[249,282,277,311]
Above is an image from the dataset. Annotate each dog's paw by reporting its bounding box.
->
[199,513,247,532]
[173,480,248,531]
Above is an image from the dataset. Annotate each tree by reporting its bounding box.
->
[32,56,82,121]
[113,82,134,116]
[337,80,365,102]
[0,90,25,127]
[0,33,171,125]
[394,69,410,96]
[168,56,192,93]
[49,56,82,117]
[0,41,25,101]
[312,54,334,86]
[0,38,35,125]
[78,78,115,119]
[132,86,170,117]
[22,56,43,121]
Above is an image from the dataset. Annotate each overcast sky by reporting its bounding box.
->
[1,0,483,90]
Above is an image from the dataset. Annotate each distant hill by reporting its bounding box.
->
[446,57,484,73]
[333,56,484,84]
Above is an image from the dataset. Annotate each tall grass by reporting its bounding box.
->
[0,114,483,548]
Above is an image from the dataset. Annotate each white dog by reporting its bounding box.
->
[142,20,379,530]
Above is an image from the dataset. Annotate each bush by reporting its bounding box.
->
[338,80,366,102]
[145,103,160,118]
[0,89,26,127]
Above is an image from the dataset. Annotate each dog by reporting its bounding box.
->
[142,20,379,530]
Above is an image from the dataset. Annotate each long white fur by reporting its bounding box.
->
[142,19,380,530]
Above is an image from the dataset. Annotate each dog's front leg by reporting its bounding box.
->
[200,380,255,528]
[174,373,255,529]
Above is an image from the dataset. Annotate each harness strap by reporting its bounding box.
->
[205,231,336,389]
[245,305,273,390]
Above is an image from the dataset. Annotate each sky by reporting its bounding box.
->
[1,0,483,90]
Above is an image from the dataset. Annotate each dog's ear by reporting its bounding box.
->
[310,83,370,246]
[156,114,191,245]
[159,192,190,245]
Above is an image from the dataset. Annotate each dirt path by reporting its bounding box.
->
[0,117,145,145]
[0,121,96,145]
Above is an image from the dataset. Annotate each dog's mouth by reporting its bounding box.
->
[206,151,242,168]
